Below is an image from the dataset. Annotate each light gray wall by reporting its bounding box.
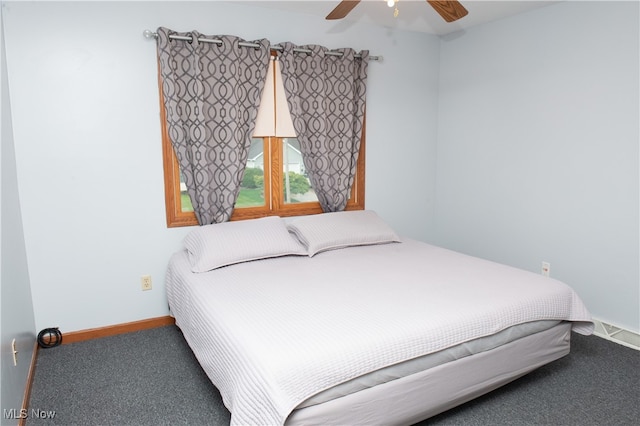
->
[434,1,639,332]
[1,6,37,422]
[1,1,439,333]
[1,0,637,345]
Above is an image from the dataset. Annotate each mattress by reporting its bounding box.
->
[287,321,573,425]
[297,319,561,409]
[166,237,593,426]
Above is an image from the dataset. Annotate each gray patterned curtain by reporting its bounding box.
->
[156,27,270,224]
[278,43,368,212]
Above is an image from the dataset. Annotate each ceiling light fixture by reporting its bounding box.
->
[386,0,399,17]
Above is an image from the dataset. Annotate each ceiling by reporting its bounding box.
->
[240,1,560,36]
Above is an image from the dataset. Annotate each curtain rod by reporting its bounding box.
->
[143,30,382,62]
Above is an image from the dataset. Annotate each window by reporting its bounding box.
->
[159,58,365,227]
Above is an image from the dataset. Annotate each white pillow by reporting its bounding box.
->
[287,210,401,256]
[184,216,307,272]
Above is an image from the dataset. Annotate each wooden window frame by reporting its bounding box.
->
[159,72,366,228]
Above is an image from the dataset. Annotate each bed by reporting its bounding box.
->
[165,211,593,425]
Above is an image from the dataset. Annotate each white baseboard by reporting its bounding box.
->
[591,318,640,350]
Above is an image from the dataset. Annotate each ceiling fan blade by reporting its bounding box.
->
[427,1,469,23]
[326,0,361,20]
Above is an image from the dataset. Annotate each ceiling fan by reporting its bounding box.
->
[326,1,469,23]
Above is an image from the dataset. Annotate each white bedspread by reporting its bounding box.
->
[166,238,593,426]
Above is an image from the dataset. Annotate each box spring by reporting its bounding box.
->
[286,321,572,425]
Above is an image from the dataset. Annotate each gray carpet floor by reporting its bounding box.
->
[26,326,639,425]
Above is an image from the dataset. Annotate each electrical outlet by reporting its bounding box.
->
[541,262,551,277]
[141,275,152,291]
